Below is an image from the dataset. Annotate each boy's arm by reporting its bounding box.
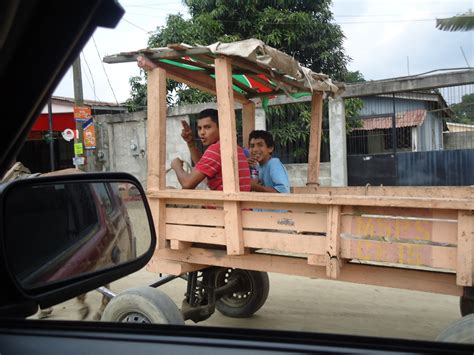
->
[171,158,206,189]
[268,159,290,193]
[251,180,278,193]
[187,142,202,165]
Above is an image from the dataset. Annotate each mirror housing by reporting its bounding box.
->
[0,172,156,312]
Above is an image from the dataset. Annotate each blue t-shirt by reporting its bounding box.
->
[258,157,290,193]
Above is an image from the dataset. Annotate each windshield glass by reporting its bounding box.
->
[20,0,473,346]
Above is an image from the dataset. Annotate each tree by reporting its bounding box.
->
[127,0,350,109]
[450,93,474,124]
[436,11,474,32]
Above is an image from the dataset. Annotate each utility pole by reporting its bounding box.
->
[72,57,84,170]
[47,99,55,171]
[72,56,95,171]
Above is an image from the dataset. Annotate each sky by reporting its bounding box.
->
[53,0,474,105]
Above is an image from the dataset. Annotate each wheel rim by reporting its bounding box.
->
[217,269,253,308]
[120,312,152,323]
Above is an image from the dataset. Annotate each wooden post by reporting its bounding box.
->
[307,92,323,186]
[242,101,256,149]
[147,67,167,249]
[215,56,245,255]
[456,210,474,286]
[326,205,342,278]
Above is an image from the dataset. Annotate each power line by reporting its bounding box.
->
[122,17,153,33]
[92,35,119,105]
[81,52,99,102]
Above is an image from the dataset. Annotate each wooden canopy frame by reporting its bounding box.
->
[105,42,473,298]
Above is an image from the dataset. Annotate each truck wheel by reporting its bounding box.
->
[460,297,473,316]
[436,314,474,343]
[101,287,184,324]
[460,287,474,316]
[215,268,269,318]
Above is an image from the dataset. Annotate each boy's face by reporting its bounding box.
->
[197,116,219,146]
[249,137,273,164]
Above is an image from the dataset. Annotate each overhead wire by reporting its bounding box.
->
[92,35,120,105]
[121,18,152,33]
[81,52,100,103]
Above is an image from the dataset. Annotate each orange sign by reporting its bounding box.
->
[73,106,91,119]
[82,118,96,150]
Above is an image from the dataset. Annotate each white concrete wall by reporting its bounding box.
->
[285,163,331,187]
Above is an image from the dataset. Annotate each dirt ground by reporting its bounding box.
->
[31,266,461,342]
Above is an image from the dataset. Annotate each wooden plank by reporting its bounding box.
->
[307,92,323,186]
[166,207,225,227]
[242,209,327,233]
[456,210,474,286]
[341,207,458,245]
[326,205,342,278]
[155,247,324,278]
[294,186,473,200]
[224,201,245,255]
[166,224,226,244]
[153,247,463,296]
[146,67,167,191]
[170,240,192,250]
[241,201,328,214]
[153,60,251,105]
[242,101,255,149]
[215,56,241,193]
[165,198,223,208]
[308,254,326,266]
[147,258,206,275]
[149,189,473,210]
[150,199,167,249]
[341,238,457,270]
[243,230,326,254]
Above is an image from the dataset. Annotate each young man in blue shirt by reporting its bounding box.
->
[248,130,290,193]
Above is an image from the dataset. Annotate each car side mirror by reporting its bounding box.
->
[0,172,156,305]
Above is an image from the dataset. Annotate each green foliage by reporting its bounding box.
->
[268,96,364,159]
[450,93,474,124]
[436,11,474,32]
[127,1,351,109]
[125,75,147,112]
[126,1,366,161]
[342,70,365,83]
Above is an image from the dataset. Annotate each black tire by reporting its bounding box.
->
[215,268,270,318]
[460,296,474,316]
[101,287,184,324]
[460,287,474,316]
[436,314,474,343]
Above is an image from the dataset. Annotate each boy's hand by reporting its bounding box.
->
[181,120,194,145]
[250,178,261,189]
[171,157,184,171]
[247,157,258,167]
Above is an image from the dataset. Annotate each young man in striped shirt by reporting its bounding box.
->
[170,109,251,191]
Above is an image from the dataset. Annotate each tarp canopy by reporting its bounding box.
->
[104,39,343,101]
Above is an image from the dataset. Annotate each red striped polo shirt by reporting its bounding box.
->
[195,141,251,191]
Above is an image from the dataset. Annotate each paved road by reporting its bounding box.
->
[33,267,460,342]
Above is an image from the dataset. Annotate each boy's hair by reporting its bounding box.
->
[197,109,219,126]
[249,130,274,148]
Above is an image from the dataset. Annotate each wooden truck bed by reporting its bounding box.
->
[147,186,473,297]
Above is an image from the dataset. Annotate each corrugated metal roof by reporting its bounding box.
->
[354,109,427,131]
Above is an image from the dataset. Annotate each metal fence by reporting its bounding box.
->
[347,84,474,156]
[345,84,474,186]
